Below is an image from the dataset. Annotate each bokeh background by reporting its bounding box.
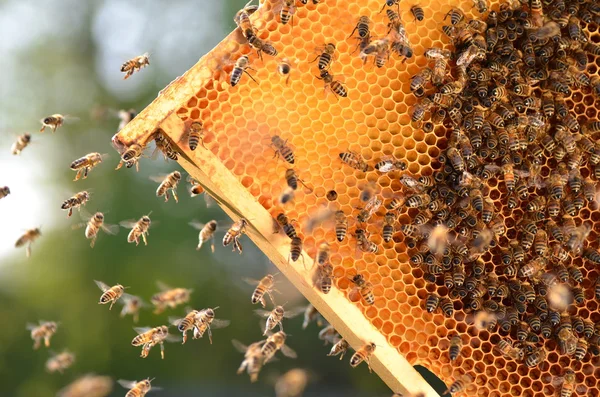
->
[0,1,445,396]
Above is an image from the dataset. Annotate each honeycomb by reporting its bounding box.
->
[112,0,600,396]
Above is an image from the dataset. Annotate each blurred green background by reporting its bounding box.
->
[0,0,401,396]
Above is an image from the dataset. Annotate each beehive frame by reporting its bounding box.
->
[112,0,600,396]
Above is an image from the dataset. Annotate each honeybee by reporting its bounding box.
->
[382,212,396,243]
[565,223,591,254]
[327,338,349,360]
[360,38,390,67]
[456,45,484,67]
[70,152,105,181]
[223,218,248,254]
[271,135,295,164]
[339,151,368,171]
[355,228,379,254]
[118,378,157,397]
[187,121,207,151]
[552,369,577,397]
[11,133,31,155]
[171,307,229,344]
[315,262,335,294]
[119,293,147,323]
[152,130,178,161]
[150,282,192,314]
[150,171,182,203]
[57,374,113,397]
[246,32,278,60]
[312,43,336,70]
[230,55,258,87]
[274,368,309,397]
[315,242,330,266]
[411,5,425,21]
[46,350,75,374]
[357,196,382,224]
[40,114,75,133]
[473,0,488,13]
[234,0,257,32]
[27,321,58,349]
[15,228,42,258]
[131,325,176,359]
[288,236,306,266]
[121,53,150,79]
[349,16,371,39]
[317,70,348,98]
[277,0,296,25]
[94,280,125,310]
[278,58,296,85]
[349,342,376,372]
[445,375,472,394]
[262,331,297,363]
[61,191,90,217]
[530,21,561,42]
[115,143,145,172]
[246,274,277,308]
[117,109,136,131]
[525,346,547,367]
[120,212,153,246]
[0,186,10,200]
[334,210,348,241]
[255,305,304,335]
[495,339,524,360]
[410,68,432,94]
[232,339,265,383]
[445,8,464,25]
[348,274,375,305]
[189,220,218,252]
[302,304,323,329]
[449,334,463,361]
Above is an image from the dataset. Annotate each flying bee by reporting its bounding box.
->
[334,210,348,242]
[120,212,153,246]
[271,135,295,164]
[171,307,229,344]
[15,228,42,258]
[0,186,10,200]
[46,351,75,374]
[312,43,336,70]
[262,331,297,364]
[187,121,207,151]
[315,262,335,294]
[57,374,113,397]
[115,143,145,172]
[189,220,218,252]
[223,218,248,253]
[230,55,258,87]
[302,304,324,329]
[11,133,32,155]
[255,305,304,335]
[118,378,158,397]
[27,321,58,349]
[411,5,424,21]
[349,342,376,372]
[349,16,371,39]
[39,114,77,133]
[328,338,349,360]
[348,274,375,305]
[317,70,347,98]
[70,152,105,181]
[449,334,463,361]
[150,282,192,314]
[246,274,277,308]
[288,236,306,267]
[150,171,181,203]
[94,280,125,310]
[121,52,150,79]
[61,191,91,217]
[119,293,147,323]
[232,339,265,383]
[131,325,173,358]
[339,151,368,171]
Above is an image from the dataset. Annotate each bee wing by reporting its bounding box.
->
[149,174,169,183]
[280,344,297,359]
[78,208,93,222]
[242,277,261,286]
[210,319,231,329]
[94,280,110,292]
[189,220,205,230]
[168,316,183,327]
[165,334,182,343]
[117,379,138,389]
[156,280,172,291]
[133,327,152,334]
[253,309,272,318]
[204,193,216,208]
[119,219,137,229]
[283,306,306,318]
[101,223,120,235]
[26,323,39,330]
[71,222,87,231]
[231,339,249,353]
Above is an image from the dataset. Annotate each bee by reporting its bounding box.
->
[382,212,396,243]
[449,334,463,361]
[27,321,58,349]
[61,191,90,217]
[150,282,192,314]
[349,274,375,305]
[275,213,298,240]
[318,70,348,98]
[149,171,182,203]
[553,369,576,397]
[187,121,207,151]
[445,8,464,25]
[334,210,348,242]
[46,351,76,374]
[39,114,75,133]
[131,325,175,359]
[533,229,548,256]
[447,147,465,172]
[119,293,146,323]
[223,218,248,253]
[357,196,382,224]
[473,0,488,13]
[232,339,265,383]
[425,293,440,312]
[339,151,367,172]
[246,274,277,308]
[57,374,113,397]
[278,58,295,85]
[288,236,306,267]
[115,143,145,172]
[312,43,336,70]
[302,304,323,329]
[412,97,434,122]
[255,305,304,335]
[70,152,105,181]
[189,220,218,252]
[94,280,125,310]
[349,16,371,39]
[328,338,349,360]
[262,331,297,363]
[0,186,9,200]
[120,212,153,246]
[355,228,379,254]
[117,108,137,131]
[315,242,330,266]
[525,346,547,367]
[375,156,406,172]
[350,342,376,372]
[445,376,472,394]
[15,228,42,258]
[271,135,295,164]
[234,0,257,32]
[230,55,258,87]
[315,262,335,294]
[565,223,591,254]
[410,68,432,93]
[152,131,178,161]
[278,0,296,25]
[410,5,424,21]
[172,307,229,344]
[121,52,150,79]
[11,133,32,155]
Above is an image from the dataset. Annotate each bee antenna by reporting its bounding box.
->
[212,306,220,311]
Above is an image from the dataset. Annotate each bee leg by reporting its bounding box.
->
[83,167,89,179]
[90,237,97,249]
[135,162,139,172]
[243,70,259,85]
[172,189,179,203]
[164,191,170,202]
[115,161,123,171]
[109,300,115,310]
[33,339,40,350]
[301,253,306,269]
[160,342,165,359]
[133,312,139,324]
[142,233,148,246]
[26,244,32,258]
[210,237,215,253]
[207,327,213,344]
[182,331,187,345]
[45,336,51,347]
[366,358,372,373]
[68,208,73,217]
[73,170,81,181]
